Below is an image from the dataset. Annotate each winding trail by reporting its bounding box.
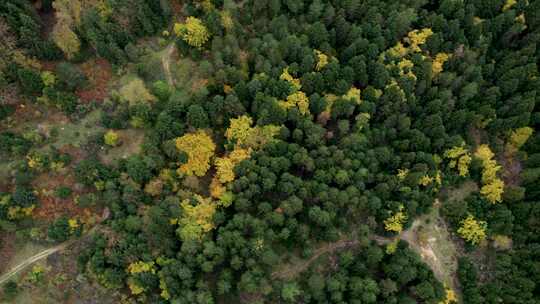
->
[0,224,103,285]
[0,242,69,285]
[162,43,176,86]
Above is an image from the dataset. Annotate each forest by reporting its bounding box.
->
[0,0,539,303]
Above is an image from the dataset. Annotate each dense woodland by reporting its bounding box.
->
[1,0,540,303]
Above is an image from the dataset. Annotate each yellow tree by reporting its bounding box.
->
[314,50,329,71]
[458,214,487,245]
[508,127,533,150]
[104,130,119,146]
[52,22,80,59]
[225,115,281,149]
[280,67,302,91]
[177,195,216,241]
[225,115,253,145]
[444,145,472,177]
[52,0,82,59]
[279,91,310,115]
[215,148,251,183]
[174,17,210,48]
[405,28,433,52]
[432,53,450,76]
[175,130,216,177]
[384,206,407,233]
[474,144,504,203]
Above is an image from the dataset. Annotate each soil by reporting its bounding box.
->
[77,59,113,103]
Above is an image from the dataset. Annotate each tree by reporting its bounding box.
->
[174,17,210,48]
[281,281,301,302]
[187,104,209,128]
[2,281,18,300]
[384,206,407,233]
[52,21,80,59]
[52,0,81,59]
[507,127,533,150]
[176,195,216,241]
[175,130,216,177]
[104,130,119,146]
[457,214,487,245]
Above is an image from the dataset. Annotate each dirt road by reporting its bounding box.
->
[162,43,176,86]
[0,242,69,285]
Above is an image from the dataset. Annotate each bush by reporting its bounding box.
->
[17,68,43,95]
[2,281,18,300]
[55,62,87,91]
[55,186,72,199]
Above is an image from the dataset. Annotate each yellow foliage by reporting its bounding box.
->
[314,50,329,71]
[225,115,281,149]
[7,205,35,220]
[508,127,533,149]
[398,58,414,71]
[128,279,145,295]
[215,148,251,183]
[95,0,112,20]
[502,0,517,11]
[474,144,495,162]
[210,177,226,199]
[458,214,487,245]
[159,276,171,300]
[386,238,399,254]
[52,0,82,59]
[119,78,156,105]
[419,175,434,186]
[397,168,409,181]
[280,67,302,91]
[457,154,472,177]
[474,144,504,203]
[221,10,234,30]
[432,53,450,76]
[480,179,504,204]
[52,22,80,60]
[225,115,253,144]
[178,195,217,241]
[445,148,463,161]
[279,91,310,115]
[145,178,164,196]
[104,130,119,146]
[473,16,484,25]
[27,154,45,170]
[175,130,216,177]
[223,84,233,94]
[384,207,407,233]
[386,42,408,58]
[492,234,512,250]
[174,17,210,48]
[128,261,156,274]
[439,287,458,304]
[68,218,79,231]
[516,13,526,24]
[435,170,442,185]
[405,28,433,52]
[41,71,56,87]
[343,87,361,104]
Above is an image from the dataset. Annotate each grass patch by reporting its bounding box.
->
[99,129,145,164]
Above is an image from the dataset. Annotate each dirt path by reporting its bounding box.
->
[0,224,103,285]
[162,43,176,86]
[272,239,359,280]
[0,242,69,285]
